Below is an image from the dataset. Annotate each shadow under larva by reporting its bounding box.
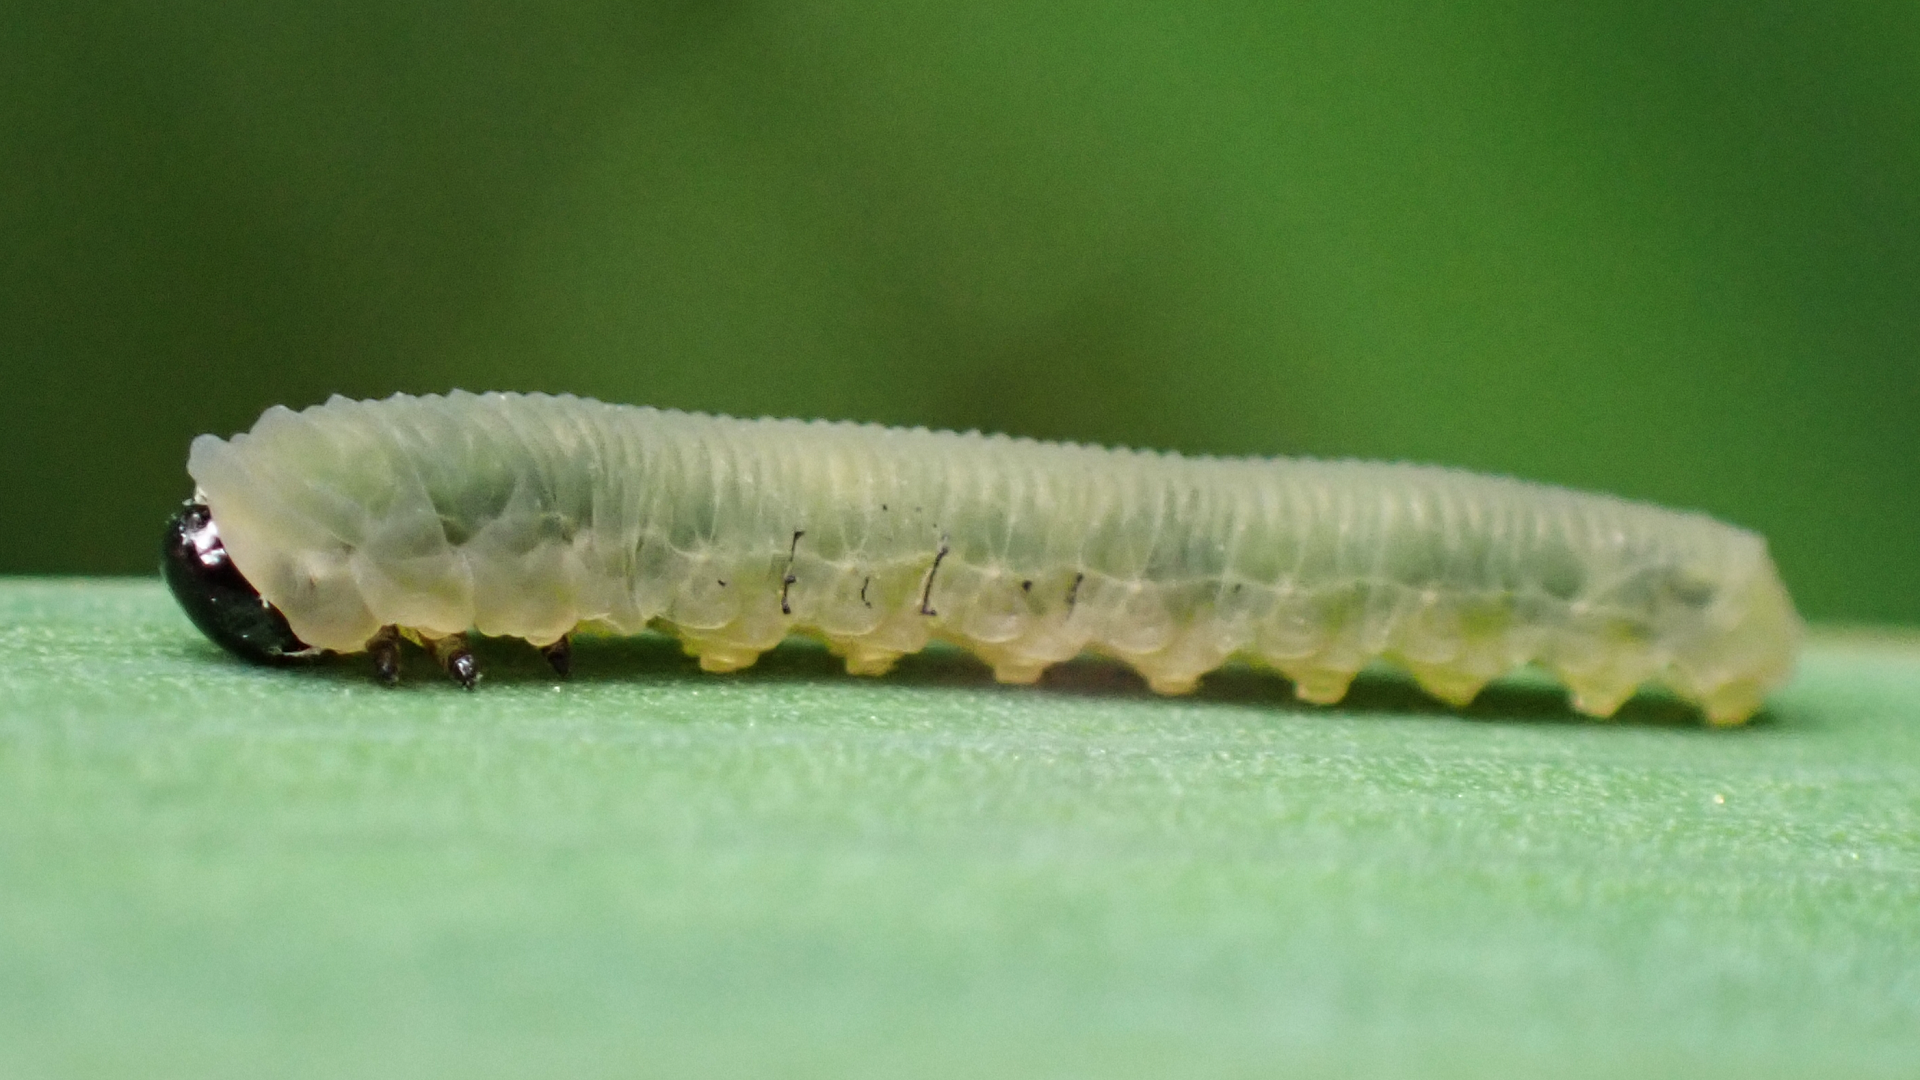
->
[162,391,1803,726]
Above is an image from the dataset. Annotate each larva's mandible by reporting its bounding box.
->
[162,391,1802,724]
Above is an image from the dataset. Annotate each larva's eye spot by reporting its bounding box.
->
[161,504,312,665]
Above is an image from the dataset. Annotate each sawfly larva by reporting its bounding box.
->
[162,391,1802,724]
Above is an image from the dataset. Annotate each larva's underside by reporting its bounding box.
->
[184,391,1802,724]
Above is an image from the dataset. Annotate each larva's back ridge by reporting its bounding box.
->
[183,391,1801,723]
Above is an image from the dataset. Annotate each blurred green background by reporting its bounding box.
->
[3,1,1916,621]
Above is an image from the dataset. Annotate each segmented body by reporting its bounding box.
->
[186,391,1801,723]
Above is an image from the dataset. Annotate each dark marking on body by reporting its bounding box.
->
[780,530,806,614]
[919,538,951,616]
[860,575,873,608]
[1066,572,1085,612]
[1021,579,1033,592]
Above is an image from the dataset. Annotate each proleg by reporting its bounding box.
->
[164,391,1803,722]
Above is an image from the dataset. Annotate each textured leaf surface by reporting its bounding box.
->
[2,580,1917,1079]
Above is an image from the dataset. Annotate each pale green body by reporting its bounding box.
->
[187,392,1801,722]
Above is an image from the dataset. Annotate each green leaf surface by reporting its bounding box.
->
[3,579,1917,1079]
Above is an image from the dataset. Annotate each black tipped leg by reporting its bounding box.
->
[365,628,480,689]
[368,626,402,686]
[428,634,480,690]
[446,649,480,690]
[540,636,572,677]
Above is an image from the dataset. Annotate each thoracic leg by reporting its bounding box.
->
[540,636,572,676]
[425,632,480,690]
[367,626,402,686]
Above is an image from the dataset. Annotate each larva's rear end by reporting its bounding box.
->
[1638,537,1802,724]
[1551,494,1803,725]
[1311,468,1804,726]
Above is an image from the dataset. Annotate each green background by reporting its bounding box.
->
[3,2,1917,621]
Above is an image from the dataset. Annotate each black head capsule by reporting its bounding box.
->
[161,502,314,664]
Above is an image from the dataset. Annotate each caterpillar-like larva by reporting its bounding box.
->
[161,391,1802,724]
